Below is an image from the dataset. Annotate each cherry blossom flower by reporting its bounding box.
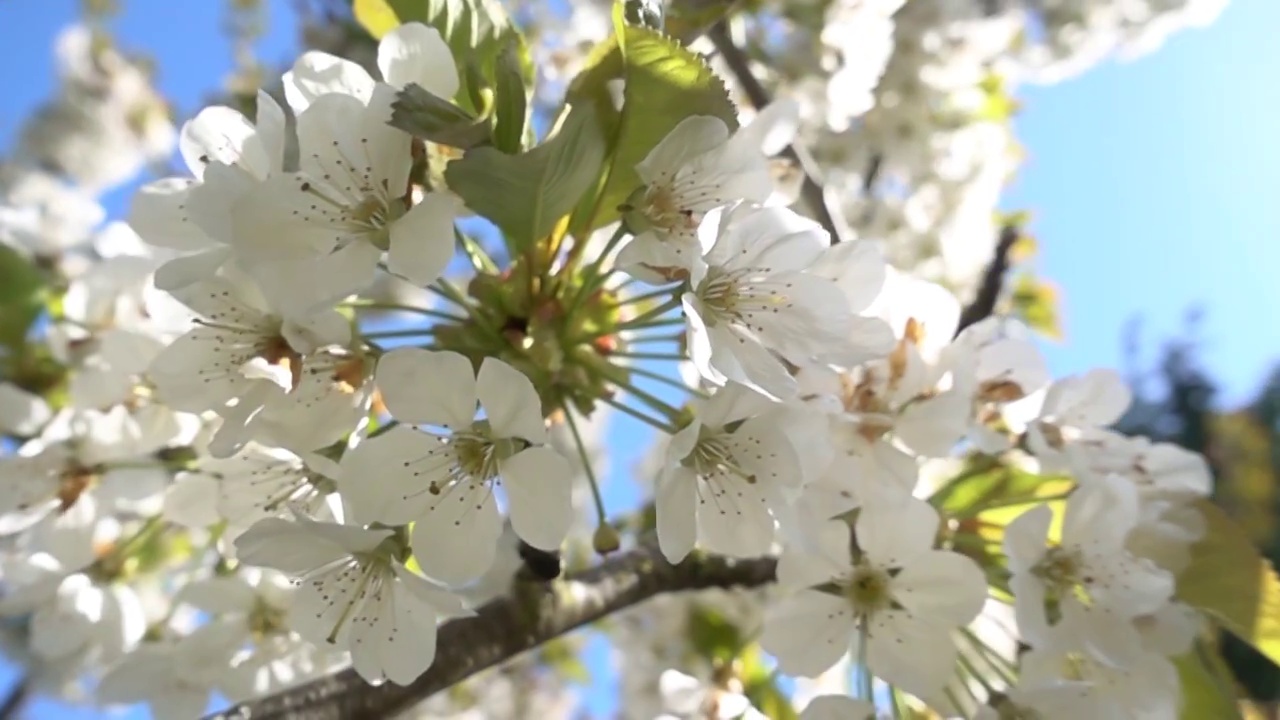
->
[235,513,469,685]
[761,497,985,698]
[1004,475,1174,667]
[655,382,802,563]
[338,350,574,585]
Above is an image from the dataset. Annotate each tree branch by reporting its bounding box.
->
[706,21,844,246]
[0,676,28,720]
[955,224,1021,337]
[206,543,777,720]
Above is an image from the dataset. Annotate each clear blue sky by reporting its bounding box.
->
[1,0,1277,717]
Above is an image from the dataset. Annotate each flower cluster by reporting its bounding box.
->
[0,4,1241,720]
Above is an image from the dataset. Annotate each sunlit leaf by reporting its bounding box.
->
[0,244,46,351]
[1178,500,1280,667]
[565,14,737,235]
[1175,641,1244,720]
[444,103,607,250]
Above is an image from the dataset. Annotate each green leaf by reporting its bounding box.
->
[353,0,533,113]
[1010,272,1063,341]
[491,39,529,154]
[565,17,737,235]
[390,84,492,149]
[1178,500,1280,667]
[740,645,799,720]
[0,244,46,350]
[687,605,743,664]
[1175,642,1243,719]
[444,103,607,249]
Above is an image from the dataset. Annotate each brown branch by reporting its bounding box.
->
[205,543,777,720]
[955,224,1021,337]
[0,676,28,720]
[706,22,844,246]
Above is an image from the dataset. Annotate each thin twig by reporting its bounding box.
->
[955,224,1021,337]
[205,542,777,720]
[707,21,844,245]
[0,676,29,720]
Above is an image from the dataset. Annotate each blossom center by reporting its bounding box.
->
[686,430,755,484]
[449,432,498,486]
[843,564,894,615]
[642,184,697,232]
[1032,546,1083,593]
[248,597,289,641]
[696,269,792,329]
[56,464,98,512]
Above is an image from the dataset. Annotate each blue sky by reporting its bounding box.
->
[1,0,1278,717]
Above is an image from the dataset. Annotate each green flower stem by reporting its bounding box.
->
[857,623,874,703]
[343,301,466,323]
[622,332,685,345]
[456,227,497,274]
[955,642,998,695]
[607,350,687,362]
[360,328,436,340]
[564,410,609,528]
[601,396,678,434]
[427,281,504,340]
[612,378,687,421]
[959,627,1017,687]
[615,363,707,398]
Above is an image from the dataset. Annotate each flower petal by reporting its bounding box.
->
[388,191,460,286]
[760,589,854,677]
[855,496,939,569]
[377,22,460,98]
[656,467,698,563]
[500,446,573,551]
[375,348,477,428]
[477,357,547,443]
[284,50,375,113]
[893,550,986,626]
[411,481,502,585]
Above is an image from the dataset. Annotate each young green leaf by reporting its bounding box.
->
[565,21,737,236]
[391,83,492,149]
[492,39,530,154]
[444,103,607,249]
[0,244,47,350]
[1177,500,1280,667]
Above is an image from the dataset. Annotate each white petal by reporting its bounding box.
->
[801,695,876,720]
[760,590,854,677]
[162,474,222,528]
[180,106,257,180]
[656,467,699,563]
[376,348,477,428]
[377,22,460,98]
[866,613,956,698]
[411,482,502,585]
[1003,504,1051,573]
[477,357,547,443]
[500,446,573,551]
[128,178,214,251]
[254,90,287,173]
[284,51,375,113]
[388,192,460,285]
[234,517,358,574]
[339,425,444,525]
[855,496,939,569]
[1043,369,1131,427]
[636,116,730,185]
[1063,475,1137,550]
[893,551,986,626]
